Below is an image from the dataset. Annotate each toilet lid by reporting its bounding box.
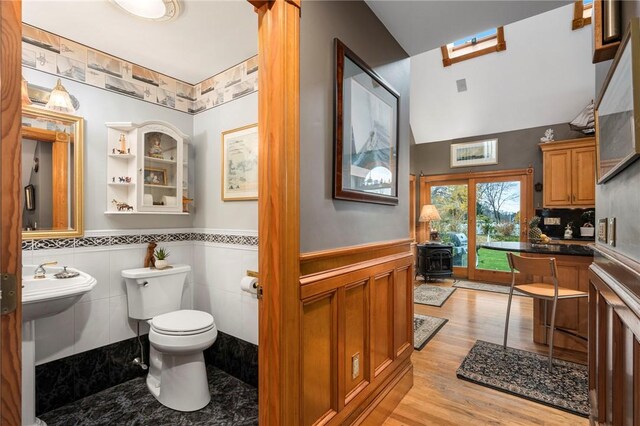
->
[151,310,214,334]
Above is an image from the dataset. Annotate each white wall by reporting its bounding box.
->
[192,92,258,230]
[410,4,595,144]
[191,93,259,345]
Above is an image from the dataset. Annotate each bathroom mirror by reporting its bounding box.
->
[21,105,84,239]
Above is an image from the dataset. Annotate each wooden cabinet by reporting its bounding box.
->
[540,137,596,208]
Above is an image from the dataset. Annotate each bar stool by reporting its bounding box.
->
[503,253,588,370]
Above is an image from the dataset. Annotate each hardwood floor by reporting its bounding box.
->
[384,280,588,426]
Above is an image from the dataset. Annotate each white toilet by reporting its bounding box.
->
[121,264,217,412]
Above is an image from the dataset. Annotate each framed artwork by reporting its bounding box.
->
[595,18,640,183]
[333,38,400,205]
[221,124,258,201]
[450,139,498,168]
[144,167,167,186]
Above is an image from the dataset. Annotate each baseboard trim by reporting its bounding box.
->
[353,362,413,425]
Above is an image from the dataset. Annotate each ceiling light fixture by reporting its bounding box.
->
[111,0,180,22]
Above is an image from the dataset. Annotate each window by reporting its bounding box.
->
[572,0,593,30]
[440,27,506,67]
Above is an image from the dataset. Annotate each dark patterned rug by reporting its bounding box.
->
[414,314,448,350]
[453,280,528,297]
[414,284,456,307]
[457,340,589,417]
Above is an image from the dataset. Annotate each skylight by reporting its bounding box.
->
[452,28,498,48]
[441,26,506,67]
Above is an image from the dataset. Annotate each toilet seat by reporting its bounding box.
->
[150,310,215,336]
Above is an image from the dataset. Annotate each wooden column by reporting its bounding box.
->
[253,0,301,424]
[0,0,23,424]
[51,132,69,229]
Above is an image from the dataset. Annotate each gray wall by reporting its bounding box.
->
[411,123,587,209]
[192,92,258,230]
[23,67,194,231]
[594,0,640,259]
[299,1,411,252]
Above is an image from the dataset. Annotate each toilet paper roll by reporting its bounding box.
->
[143,193,153,206]
[240,276,258,294]
[162,195,177,206]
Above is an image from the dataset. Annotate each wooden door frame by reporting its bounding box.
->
[252,0,302,424]
[420,168,534,283]
[1,0,24,424]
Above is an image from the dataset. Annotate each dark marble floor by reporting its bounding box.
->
[39,366,258,425]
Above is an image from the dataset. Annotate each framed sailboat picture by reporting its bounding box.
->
[333,38,400,205]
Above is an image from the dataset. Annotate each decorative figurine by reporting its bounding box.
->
[144,242,157,268]
[112,177,115,183]
[112,148,116,154]
[564,222,574,239]
[119,133,127,153]
[148,133,164,159]
[540,128,555,143]
[112,199,133,211]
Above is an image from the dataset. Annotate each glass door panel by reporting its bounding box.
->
[142,131,178,210]
[475,180,521,272]
[430,183,468,268]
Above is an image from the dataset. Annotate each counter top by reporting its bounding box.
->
[481,242,594,257]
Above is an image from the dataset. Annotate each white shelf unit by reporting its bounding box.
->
[105,121,189,214]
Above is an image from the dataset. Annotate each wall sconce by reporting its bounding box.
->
[21,77,32,106]
[45,78,76,114]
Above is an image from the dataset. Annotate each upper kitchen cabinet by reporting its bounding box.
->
[540,137,596,208]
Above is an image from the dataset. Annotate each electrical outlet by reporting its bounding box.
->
[543,217,561,225]
[352,353,360,380]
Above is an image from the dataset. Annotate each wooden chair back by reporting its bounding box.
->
[506,252,557,280]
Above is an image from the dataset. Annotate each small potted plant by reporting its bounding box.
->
[154,247,170,269]
[580,210,595,237]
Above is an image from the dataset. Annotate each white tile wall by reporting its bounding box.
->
[192,232,259,345]
[25,228,258,365]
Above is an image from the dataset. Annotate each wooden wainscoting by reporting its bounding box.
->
[299,239,414,425]
[589,245,640,425]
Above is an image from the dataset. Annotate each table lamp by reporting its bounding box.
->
[419,204,441,242]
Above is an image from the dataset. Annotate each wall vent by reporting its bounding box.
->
[456,78,468,92]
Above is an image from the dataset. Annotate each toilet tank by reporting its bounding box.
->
[121,264,191,320]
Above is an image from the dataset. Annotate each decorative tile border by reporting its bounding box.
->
[22,24,258,115]
[24,230,258,251]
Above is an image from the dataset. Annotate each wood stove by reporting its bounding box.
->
[416,243,454,281]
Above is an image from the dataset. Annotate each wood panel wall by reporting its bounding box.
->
[299,239,414,425]
[589,246,640,425]
[0,0,24,424]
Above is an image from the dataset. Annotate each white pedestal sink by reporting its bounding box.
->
[22,265,96,426]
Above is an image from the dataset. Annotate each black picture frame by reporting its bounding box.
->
[333,38,400,205]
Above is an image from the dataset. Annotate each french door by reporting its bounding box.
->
[420,168,533,283]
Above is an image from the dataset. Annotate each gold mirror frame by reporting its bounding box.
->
[22,105,84,240]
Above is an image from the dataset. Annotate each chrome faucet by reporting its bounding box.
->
[34,261,57,279]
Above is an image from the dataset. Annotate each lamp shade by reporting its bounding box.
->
[45,79,76,114]
[418,204,441,222]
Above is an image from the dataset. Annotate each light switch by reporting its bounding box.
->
[608,218,616,247]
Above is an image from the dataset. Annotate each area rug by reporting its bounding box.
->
[414,314,448,350]
[414,284,456,307]
[456,340,589,417]
[454,280,528,297]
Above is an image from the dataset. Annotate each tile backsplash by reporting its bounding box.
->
[535,208,596,239]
